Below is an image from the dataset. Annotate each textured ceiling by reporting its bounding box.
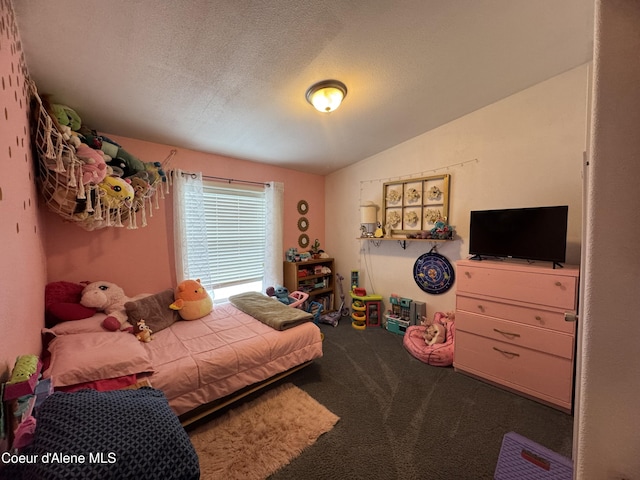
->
[13,0,594,175]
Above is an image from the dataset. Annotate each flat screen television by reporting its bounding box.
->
[469,206,568,266]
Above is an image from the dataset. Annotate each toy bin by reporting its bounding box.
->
[385,314,410,336]
[494,432,572,480]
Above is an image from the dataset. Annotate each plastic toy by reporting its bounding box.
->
[306,301,323,324]
[319,273,348,327]
[266,286,309,308]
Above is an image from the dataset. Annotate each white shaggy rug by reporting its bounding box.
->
[189,383,339,480]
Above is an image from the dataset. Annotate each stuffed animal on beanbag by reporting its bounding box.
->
[423,323,446,346]
[45,281,96,327]
[80,281,132,331]
[169,279,213,320]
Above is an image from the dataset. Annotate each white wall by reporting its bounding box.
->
[575,1,640,478]
[326,64,588,319]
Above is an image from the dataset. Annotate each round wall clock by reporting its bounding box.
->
[297,217,309,232]
[413,251,455,294]
[297,200,309,215]
[298,234,310,248]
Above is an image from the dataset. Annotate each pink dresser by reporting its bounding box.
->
[454,259,579,412]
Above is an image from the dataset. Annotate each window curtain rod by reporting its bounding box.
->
[175,170,270,187]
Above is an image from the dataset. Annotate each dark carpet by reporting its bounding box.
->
[267,316,574,480]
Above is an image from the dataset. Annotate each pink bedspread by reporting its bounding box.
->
[143,302,323,415]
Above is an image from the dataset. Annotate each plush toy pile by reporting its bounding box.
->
[45,278,214,341]
[32,88,174,230]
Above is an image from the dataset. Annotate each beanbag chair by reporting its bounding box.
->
[403,311,455,366]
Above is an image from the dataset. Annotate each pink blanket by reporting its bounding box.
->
[143,302,323,415]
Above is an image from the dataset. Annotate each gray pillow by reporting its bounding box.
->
[125,289,179,334]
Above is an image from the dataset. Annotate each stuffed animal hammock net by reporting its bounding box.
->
[30,81,174,231]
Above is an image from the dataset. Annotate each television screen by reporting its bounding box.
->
[469,206,568,264]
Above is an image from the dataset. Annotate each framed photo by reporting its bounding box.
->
[382,174,450,236]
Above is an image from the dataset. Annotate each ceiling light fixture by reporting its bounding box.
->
[305,80,347,113]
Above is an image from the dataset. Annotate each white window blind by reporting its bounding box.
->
[202,183,266,292]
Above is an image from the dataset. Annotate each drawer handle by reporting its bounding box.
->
[535,315,542,321]
[493,328,521,339]
[493,346,520,358]
[477,305,485,313]
[464,271,471,278]
[555,281,562,287]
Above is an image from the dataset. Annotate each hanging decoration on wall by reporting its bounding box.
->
[297,217,309,232]
[413,249,455,294]
[297,200,309,215]
[383,174,450,237]
[298,234,310,248]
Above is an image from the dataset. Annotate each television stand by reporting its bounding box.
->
[454,259,579,412]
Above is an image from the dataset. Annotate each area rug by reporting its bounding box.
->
[189,383,340,480]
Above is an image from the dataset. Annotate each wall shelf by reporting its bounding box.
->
[357,237,455,250]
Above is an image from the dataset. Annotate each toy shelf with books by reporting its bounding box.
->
[283,258,335,312]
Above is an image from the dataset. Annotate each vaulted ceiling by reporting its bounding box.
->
[14,1,594,175]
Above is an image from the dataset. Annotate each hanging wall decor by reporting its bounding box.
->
[413,249,455,294]
[298,217,309,232]
[297,200,309,215]
[298,234,310,248]
[383,174,450,236]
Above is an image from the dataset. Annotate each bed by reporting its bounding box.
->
[40,291,324,425]
[1,292,322,479]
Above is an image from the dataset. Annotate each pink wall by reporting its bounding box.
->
[44,135,325,296]
[0,3,47,381]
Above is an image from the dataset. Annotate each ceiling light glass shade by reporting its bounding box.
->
[305,80,347,113]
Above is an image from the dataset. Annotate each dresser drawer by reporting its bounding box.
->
[456,263,578,309]
[454,331,573,404]
[456,311,574,359]
[456,294,575,334]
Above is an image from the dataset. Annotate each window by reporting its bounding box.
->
[201,183,266,302]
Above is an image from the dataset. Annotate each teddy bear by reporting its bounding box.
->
[129,174,152,207]
[169,279,213,320]
[80,281,133,331]
[135,319,153,343]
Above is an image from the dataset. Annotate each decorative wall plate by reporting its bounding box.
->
[298,234,310,248]
[413,251,455,294]
[297,200,309,215]
[298,217,309,232]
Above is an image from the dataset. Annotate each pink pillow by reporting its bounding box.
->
[42,331,154,388]
[44,314,108,336]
